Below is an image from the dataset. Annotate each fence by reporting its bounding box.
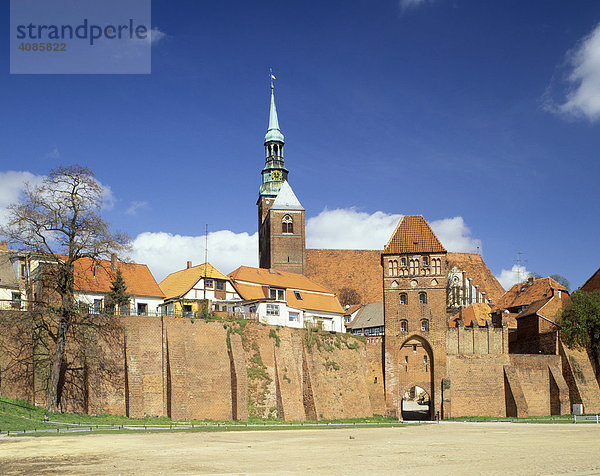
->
[0,300,259,321]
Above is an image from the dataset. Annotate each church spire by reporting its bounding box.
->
[259,69,288,197]
[265,69,284,144]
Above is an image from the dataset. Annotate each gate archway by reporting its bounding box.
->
[398,335,434,420]
[401,386,431,420]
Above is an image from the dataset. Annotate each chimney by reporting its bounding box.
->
[187,261,192,269]
[111,253,117,271]
[0,241,7,251]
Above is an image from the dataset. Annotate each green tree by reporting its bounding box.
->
[558,289,600,373]
[550,274,571,292]
[0,165,129,412]
[106,269,130,315]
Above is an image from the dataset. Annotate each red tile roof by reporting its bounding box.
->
[449,303,492,327]
[447,252,505,303]
[228,266,344,314]
[581,267,600,293]
[73,257,164,298]
[493,277,567,312]
[384,216,446,254]
[305,249,383,304]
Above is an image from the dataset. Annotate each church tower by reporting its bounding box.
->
[258,77,305,274]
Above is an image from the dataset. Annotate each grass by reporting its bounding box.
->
[0,397,401,436]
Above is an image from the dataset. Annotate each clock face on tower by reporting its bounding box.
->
[272,170,282,181]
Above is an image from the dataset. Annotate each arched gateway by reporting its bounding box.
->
[398,335,434,420]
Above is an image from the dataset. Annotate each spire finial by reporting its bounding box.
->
[269,68,275,91]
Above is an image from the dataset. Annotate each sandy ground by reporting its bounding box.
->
[0,422,599,475]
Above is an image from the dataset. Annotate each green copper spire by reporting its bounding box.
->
[264,70,284,144]
[259,70,288,197]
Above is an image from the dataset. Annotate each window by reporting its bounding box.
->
[11,292,21,309]
[413,344,417,353]
[270,288,285,301]
[399,293,407,305]
[388,260,398,276]
[421,319,429,332]
[404,355,408,364]
[216,280,225,290]
[119,303,129,315]
[289,312,299,322]
[424,355,428,363]
[266,304,279,316]
[294,290,302,300]
[137,303,148,316]
[344,315,351,323]
[423,256,429,266]
[415,259,420,276]
[205,279,214,288]
[20,263,26,277]
[93,299,103,314]
[400,320,408,332]
[409,260,415,275]
[419,292,427,304]
[282,215,293,234]
[433,258,441,275]
[400,257,406,266]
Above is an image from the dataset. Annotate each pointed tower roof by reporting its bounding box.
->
[384,215,446,254]
[264,85,285,144]
[271,181,304,210]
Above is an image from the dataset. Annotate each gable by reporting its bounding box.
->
[384,215,446,254]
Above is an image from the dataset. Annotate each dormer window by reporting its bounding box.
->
[270,288,285,301]
[282,215,293,234]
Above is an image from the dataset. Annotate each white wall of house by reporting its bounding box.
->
[75,292,164,315]
[232,301,345,332]
[182,278,239,302]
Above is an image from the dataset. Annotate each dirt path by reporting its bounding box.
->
[0,422,599,475]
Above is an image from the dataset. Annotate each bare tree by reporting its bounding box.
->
[0,166,129,412]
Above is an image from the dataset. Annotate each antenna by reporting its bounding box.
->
[513,252,528,284]
[203,224,208,302]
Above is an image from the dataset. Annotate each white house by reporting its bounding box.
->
[158,262,240,317]
[228,266,345,332]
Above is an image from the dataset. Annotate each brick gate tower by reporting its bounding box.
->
[257,77,305,274]
[381,215,449,419]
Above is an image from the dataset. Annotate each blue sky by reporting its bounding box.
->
[1,0,599,289]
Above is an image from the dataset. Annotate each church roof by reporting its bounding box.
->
[384,215,446,254]
[305,249,383,304]
[447,252,505,302]
[159,262,229,300]
[271,181,304,210]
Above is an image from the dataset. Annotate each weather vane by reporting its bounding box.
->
[269,68,276,90]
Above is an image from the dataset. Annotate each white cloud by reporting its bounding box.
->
[399,0,432,11]
[131,230,258,281]
[430,216,482,253]
[306,208,481,253]
[557,23,600,121]
[150,27,167,45]
[44,146,60,160]
[306,208,402,249]
[496,264,532,290]
[0,171,45,223]
[0,169,116,224]
[125,200,148,216]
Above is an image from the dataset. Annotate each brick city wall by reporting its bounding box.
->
[2,312,599,420]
